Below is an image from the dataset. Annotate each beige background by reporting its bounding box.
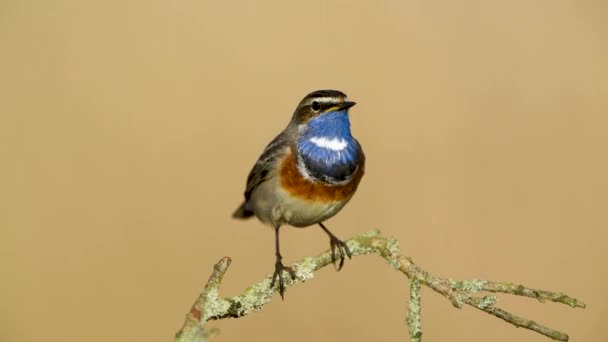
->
[1,1,606,341]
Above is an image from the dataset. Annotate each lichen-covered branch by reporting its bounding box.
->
[176,257,231,342]
[407,278,422,342]
[176,230,585,342]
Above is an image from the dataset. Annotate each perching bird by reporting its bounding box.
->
[233,90,365,298]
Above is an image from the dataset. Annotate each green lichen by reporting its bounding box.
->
[385,237,402,269]
[450,294,466,308]
[295,257,316,281]
[347,230,384,257]
[347,238,372,255]
[407,279,423,342]
[232,279,275,316]
[477,295,498,309]
[449,278,488,294]
[386,236,401,255]
[202,288,231,320]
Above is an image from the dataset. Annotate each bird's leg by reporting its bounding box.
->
[270,225,296,299]
[318,222,352,271]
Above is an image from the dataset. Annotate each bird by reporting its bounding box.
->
[232,89,365,298]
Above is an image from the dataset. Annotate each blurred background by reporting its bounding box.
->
[1,1,606,341]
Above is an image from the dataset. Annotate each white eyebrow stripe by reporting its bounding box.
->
[307,97,343,104]
[309,136,348,151]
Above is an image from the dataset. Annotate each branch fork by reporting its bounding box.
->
[176,230,585,342]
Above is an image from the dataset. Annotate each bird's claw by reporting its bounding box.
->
[270,260,296,299]
[329,235,352,271]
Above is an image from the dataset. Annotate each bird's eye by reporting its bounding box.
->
[311,101,321,111]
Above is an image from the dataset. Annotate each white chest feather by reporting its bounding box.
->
[309,136,348,151]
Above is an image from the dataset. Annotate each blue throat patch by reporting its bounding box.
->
[297,111,361,183]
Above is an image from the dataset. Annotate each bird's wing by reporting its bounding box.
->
[243,131,290,201]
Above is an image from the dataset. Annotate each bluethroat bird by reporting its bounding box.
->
[233,90,365,298]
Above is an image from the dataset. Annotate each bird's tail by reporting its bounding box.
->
[232,202,255,219]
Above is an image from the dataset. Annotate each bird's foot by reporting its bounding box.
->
[328,235,352,271]
[270,258,296,299]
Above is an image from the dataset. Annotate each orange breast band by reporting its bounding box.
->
[279,150,365,203]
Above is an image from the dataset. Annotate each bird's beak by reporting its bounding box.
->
[338,101,356,111]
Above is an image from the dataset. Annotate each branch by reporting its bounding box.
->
[407,278,422,342]
[176,230,585,342]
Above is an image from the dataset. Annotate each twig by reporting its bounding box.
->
[407,278,422,342]
[176,230,585,342]
[176,257,231,342]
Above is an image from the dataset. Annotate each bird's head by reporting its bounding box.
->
[290,90,356,126]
